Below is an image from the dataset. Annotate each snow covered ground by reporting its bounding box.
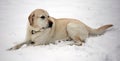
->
[0,0,120,61]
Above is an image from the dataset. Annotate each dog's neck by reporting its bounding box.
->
[31,25,53,35]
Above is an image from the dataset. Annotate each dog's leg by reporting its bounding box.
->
[67,23,88,46]
[7,41,28,51]
[71,36,83,46]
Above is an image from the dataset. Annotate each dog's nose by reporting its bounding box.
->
[30,41,35,44]
[48,20,53,28]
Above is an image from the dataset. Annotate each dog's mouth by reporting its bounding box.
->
[41,20,53,29]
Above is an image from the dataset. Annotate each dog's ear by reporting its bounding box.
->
[28,13,35,26]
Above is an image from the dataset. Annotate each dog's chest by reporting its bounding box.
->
[31,29,51,45]
[31,28,69,45]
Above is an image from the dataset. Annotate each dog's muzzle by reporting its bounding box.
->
[31,21,53,34]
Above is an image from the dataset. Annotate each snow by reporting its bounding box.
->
[0,0,120,61]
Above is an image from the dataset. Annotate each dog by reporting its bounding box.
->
[8,9,113,50]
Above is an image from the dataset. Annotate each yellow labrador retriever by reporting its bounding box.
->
[8,9,113,50]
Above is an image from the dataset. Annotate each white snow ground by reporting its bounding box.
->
[0,0,120,61]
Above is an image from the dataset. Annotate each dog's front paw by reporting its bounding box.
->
[7,45,21,51]
[69,42,83,46]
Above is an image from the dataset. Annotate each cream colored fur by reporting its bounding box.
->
[8,9,113,50]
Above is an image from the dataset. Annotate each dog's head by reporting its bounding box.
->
[28,9,53,30]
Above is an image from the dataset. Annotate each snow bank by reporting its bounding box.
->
[0,0,120,61]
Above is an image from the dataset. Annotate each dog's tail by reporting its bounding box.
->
[87,24,113,35]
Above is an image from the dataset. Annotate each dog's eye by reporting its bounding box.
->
[40,15,45,19]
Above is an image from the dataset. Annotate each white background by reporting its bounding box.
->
[0,0,120,61]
